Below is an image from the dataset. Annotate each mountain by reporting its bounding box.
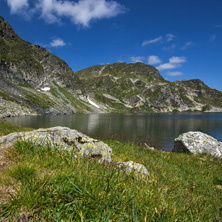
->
[76,63,222,113]
[1,16,222,117]
[0,16,99,117]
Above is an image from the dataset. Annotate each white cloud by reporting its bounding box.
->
[166,33,175,42]
[131,56,145,63]
[181,42,193,50]
[156,63,180,71]
[156,56,186,71]
[7,0,29,13]
[49,38,66,47]
[163,44,176,51]
[166,71,183,76]
[210,35,216,42]
[148,55,162,65]
[6,0,125,27]
[142,36,162,46]
[142,33,175,47]
[169,56,186,64]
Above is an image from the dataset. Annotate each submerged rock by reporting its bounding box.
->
[117,161,149,177]
[0,127,112,162]
[173,131,222,158]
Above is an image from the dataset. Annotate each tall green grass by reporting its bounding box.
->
[0,138,221,221]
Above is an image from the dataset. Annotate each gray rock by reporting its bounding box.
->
[0,127,112,162]
[173,131,222,158]
[117,161,149,177]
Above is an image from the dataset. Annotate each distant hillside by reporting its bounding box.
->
[76,63,222,113]
[1,16,222,117]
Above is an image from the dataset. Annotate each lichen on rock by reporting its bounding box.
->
[0,126,112,163]
[173,131,222,158]
[0,126,150,178]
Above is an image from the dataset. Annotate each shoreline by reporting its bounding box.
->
[2,110,222,119]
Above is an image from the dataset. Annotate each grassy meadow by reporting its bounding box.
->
[0,121,221,221]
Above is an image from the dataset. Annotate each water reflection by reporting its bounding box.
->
[6,113,222,151]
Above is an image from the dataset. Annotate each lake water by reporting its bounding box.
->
[5,113,222,152]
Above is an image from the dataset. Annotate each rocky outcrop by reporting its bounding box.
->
[0,126,150,177]
[0,97,38,118]
[0,127,112,163]
[173,131,222,158]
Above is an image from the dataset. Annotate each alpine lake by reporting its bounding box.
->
[5,113,222,152]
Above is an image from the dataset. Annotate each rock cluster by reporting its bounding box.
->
[0,127,149,177]
[173,131,222,158]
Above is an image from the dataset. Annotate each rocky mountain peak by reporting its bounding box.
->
[0,16,20,43]
[77,62,164,82]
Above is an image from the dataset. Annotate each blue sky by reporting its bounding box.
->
[1,0,222,90]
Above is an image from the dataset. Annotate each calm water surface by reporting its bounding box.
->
[5,113,222,151]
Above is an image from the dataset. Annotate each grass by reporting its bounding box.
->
[0,123,222,221]
[0,121,32,136]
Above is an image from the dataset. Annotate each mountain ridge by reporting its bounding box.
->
[76,63,222,113]
[0,16,222,117]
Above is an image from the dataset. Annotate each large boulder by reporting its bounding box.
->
[173,131,222,158]
[0,127,112,162]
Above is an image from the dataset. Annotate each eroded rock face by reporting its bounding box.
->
[0,127,112,162]
[117,161,149,177]
[173,131,222,158]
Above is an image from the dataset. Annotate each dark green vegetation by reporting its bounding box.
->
[0,123,221,221]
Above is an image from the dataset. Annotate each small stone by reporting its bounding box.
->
[117,161,149,177]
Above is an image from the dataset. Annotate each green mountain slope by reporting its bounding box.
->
[0,16,97,117]
[76,63,222,113]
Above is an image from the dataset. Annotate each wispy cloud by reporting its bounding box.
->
[166,33,175,42]
[49,38,66,48]
[142,33,176,47]
[166,71,183,76]
[6,0,126,27]
[142,36,162,46]
[148,55,162,65]
[156,56,186,71]
[156,63,180,71]
[163,44,176,51]
[209,35,216,42]
[181,42,193,50]
[215,24,222,28]
[36,37,67,48]
[131,56,145,63]
[169,56,186,64]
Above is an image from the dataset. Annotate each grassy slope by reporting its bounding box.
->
[0,122,221,221]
